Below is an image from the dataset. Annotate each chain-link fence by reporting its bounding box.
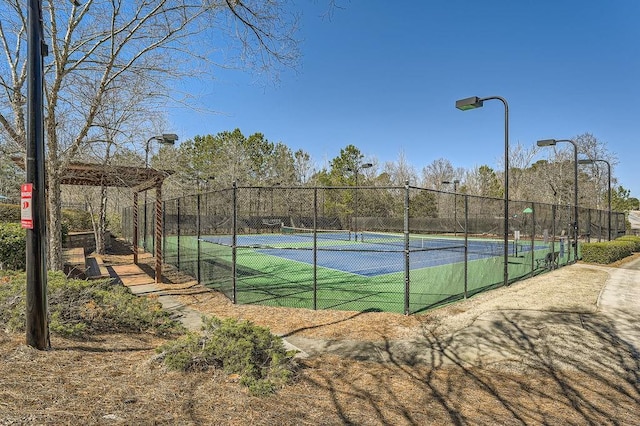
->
[123,184,625,314]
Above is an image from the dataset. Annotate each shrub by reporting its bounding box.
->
[0,223,26,270]
[62,209,94,231]
[614,235,640,252]
[581,241,634,264]
[106,213,122,237]
[157,316,297,396]
[0,204,20,222]
[0,271,185,337]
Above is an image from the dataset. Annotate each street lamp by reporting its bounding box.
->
[456,95,509,287]
[145,133,179,168]
[578,158,612,241]
[442,179,460,235]
[537,138,579,263]
[346,162,373,241]
[143,134,178,250]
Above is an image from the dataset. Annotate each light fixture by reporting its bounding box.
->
[537,138,579,263]
[578,158,612,241]
[456,95,509,287]
[455,96,484,111]
[347,161,373,241]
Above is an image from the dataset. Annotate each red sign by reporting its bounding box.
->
[21,183,33,229]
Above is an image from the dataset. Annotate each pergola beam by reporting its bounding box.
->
[12,157,173,283]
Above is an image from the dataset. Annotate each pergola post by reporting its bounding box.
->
[154,182,163,283]
[133,191,139,264]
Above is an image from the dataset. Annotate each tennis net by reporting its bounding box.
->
[281,225,352,241]
[359,232,505,255]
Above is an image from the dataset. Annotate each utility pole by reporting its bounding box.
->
[25,0,50,349]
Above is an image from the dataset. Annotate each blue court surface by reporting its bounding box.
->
[254,246,495,276]
[201,233,538,277]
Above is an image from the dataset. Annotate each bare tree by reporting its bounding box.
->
[496,141,538,201]
[421,158,455,190]
[294,149,315,184]
[383,149,418,186]
[530,133,618,209]
[463,165,503,198]
[0,1,300,269]
[574,133,618,210]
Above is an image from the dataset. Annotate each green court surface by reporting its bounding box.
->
[162,234,567,314]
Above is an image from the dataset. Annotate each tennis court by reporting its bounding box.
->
[200,230,542,277]
[137,185,623,314]
[180,229,550,313]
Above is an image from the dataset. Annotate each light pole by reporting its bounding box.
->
[456,95,509,287]
[25,0,49,350]
[442,179,460,235]
[537,138,579,263]
[578,158,612,241]
[143,134,178,250]
[346,162,373,241]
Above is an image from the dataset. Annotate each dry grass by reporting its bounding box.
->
[1,243,639,424]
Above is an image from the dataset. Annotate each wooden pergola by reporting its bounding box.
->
[13,158,173,283]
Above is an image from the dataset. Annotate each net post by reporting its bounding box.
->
[404,180,410,315]
[313,187,318,310]
[232,181,238,304]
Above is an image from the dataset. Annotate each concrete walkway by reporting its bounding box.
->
[109,263,306,355]
[109,263,205,332]
[110,259,639,362]
[597,256,640,354]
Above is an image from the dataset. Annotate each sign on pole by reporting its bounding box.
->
[21,183,34,229]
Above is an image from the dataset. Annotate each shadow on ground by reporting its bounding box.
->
[284,309,640,424]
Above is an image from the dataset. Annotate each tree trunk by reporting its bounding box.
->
[97,184,108,255]
[47,169,63,271]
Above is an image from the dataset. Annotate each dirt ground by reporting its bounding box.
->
[0,242,639,425]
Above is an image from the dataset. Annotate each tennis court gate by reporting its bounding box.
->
[121,184,625,314]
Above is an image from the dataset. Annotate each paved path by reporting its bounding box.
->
[110,259,640,362]
[597,256,640,355]
[109,264,205,331]
[109,263,306,355]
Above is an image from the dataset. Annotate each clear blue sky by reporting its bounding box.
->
[168,1,640,198]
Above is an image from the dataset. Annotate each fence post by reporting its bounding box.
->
[464,195,468,299]
[404,181,410,315]
[177,197,181,270]
[197,193,201,284]
[599,209,603,242]
[162,200,166,269]
[530,202,535,274]
[232,181,238,304]
[567,204,572,263]
[313,187,318,310]
[551,204,556,267]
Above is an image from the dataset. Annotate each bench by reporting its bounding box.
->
[63,248,111,280]
[63,247,87,279]
[536,251,559,269]
[85,254,111,280]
